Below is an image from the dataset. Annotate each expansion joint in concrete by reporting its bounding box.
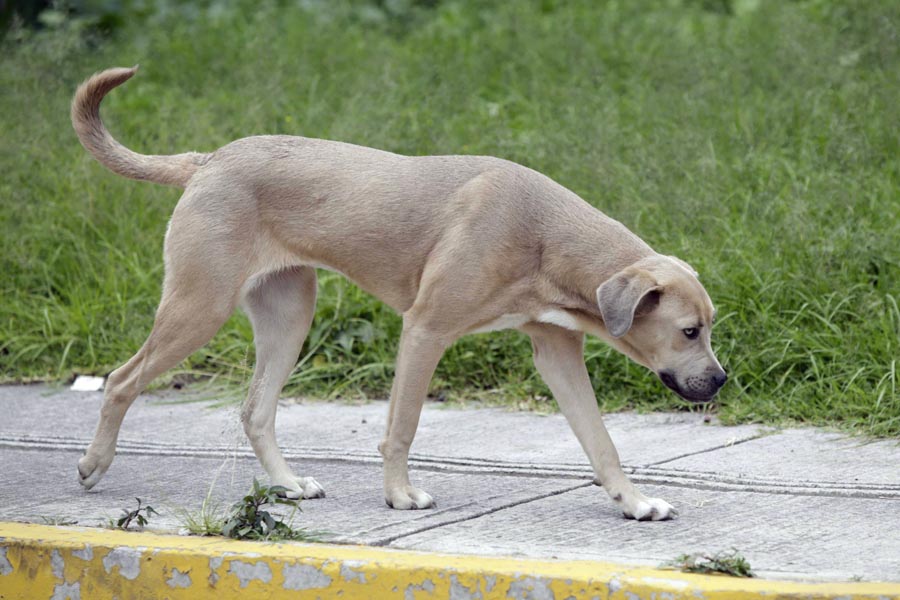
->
[373,481,594,547]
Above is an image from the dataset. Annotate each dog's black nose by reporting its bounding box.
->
[713,371,728,389]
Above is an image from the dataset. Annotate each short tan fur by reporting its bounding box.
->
[71,67,726,520]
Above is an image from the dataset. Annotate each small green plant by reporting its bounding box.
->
[174,488,226,536]
[114,498,159,530]
[40,516,78,526]
[221,479,311,541]
[665,548,754,577]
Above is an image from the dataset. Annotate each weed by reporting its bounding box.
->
[173,486,225,537]
[40,516,78,526]
[665,548,755,577]
[113,498,159,530]
[221,479,313,542]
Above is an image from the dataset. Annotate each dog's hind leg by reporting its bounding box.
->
[78,210,248,490]
[240,266,325,499]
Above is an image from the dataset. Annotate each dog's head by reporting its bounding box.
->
[596,255,726,402]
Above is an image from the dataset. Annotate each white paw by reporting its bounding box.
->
[295,476,326,499]
[77,454,112,490]
[621,496,677,521]
[273,476,326,500]
[385,485,434,510]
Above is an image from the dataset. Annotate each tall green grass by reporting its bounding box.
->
[1,0,898,435]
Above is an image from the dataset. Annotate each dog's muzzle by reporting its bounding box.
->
[658,369,727,402]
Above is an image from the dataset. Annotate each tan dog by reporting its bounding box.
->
[71,67,726,521]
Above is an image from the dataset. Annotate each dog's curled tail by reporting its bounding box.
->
[71,66,210,188]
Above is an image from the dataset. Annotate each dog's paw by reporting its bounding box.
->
[621,496,677,521]
[274,476,326,500]
[77,454,111,490]
[385,485,434,510]
[295,476,326,499]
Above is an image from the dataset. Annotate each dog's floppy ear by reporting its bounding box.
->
[596,268,662,338]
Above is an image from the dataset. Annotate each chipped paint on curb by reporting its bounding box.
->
[0,522,898,600]
[167,566,192,588]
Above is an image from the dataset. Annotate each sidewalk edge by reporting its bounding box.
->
[1,522,896,599]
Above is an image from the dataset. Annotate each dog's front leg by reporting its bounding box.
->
[525,323,676,521]
[378,321,447,509]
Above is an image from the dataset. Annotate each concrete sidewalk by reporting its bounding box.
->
[1,383,899,596]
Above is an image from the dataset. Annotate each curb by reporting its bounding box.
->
[1,523,897,599]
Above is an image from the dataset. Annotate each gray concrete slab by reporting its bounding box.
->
[391,484,900,582]
[1,384,898,584]
[0,446,579,546]
[659,427,900,486]
[0,384,765,470]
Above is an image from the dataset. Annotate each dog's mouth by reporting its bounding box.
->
[658,371,717,403]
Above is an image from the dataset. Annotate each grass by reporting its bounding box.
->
[159,479,318,541]
[665,548,755,577]
[120,478,317,541]
[1,0,898,435]
[173,481,227,537]
[40,515,78,526]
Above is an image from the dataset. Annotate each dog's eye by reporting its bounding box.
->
[682,328,699,340]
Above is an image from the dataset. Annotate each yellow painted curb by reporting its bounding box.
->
[0,522,897,599]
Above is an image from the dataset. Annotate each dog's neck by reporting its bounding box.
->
[538,203,655,315]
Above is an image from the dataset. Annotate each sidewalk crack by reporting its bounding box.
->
[371,481,593,547]
[643,430,772,467]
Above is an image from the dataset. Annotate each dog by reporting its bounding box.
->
[71,66,726,521]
